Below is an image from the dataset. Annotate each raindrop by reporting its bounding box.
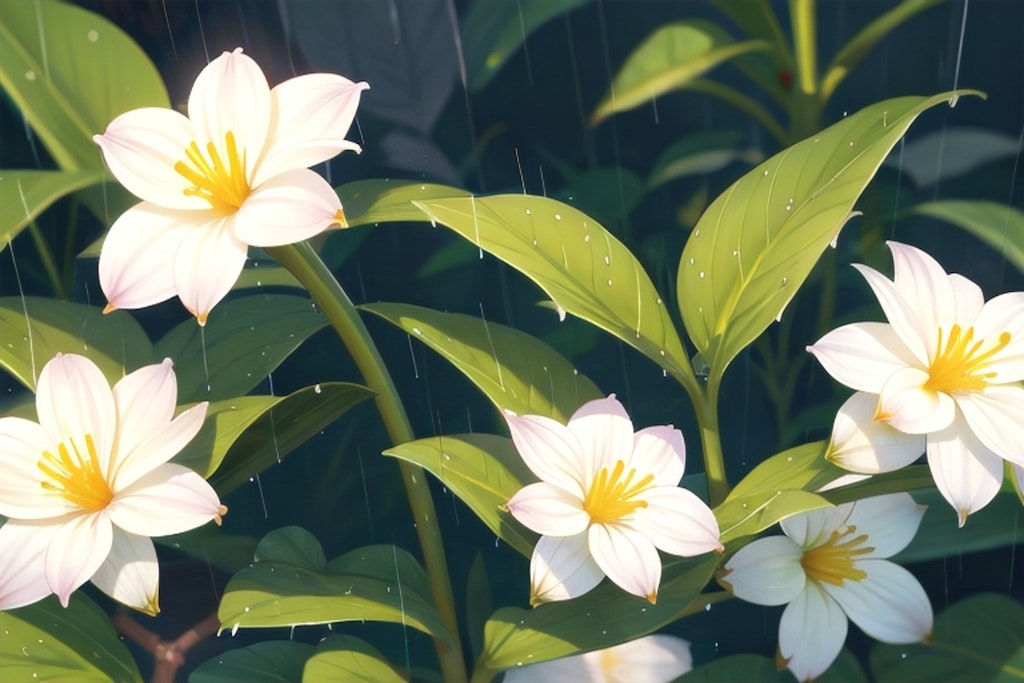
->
[781,277,788,286]
[699,271,705,279]
[762,169,769,176]
[607,279,613,286]
[694,229,701,237]
[24,70,36,81]
[412,327,422,335]
[705,603,712,612]
[656,297,663,304]
[525,208,532,215]
[584,234,590,242]
[603,255,611,265]
[87,29,99,42]
[554,213,562,221]
[230,623,240,637]
[689,257,695,265]
[243,606,250,613]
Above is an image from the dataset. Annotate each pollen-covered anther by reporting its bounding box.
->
[583,459,655,525]
[38,434,113,511]
[924,324,1011,393]
[174,131,251,213]
[800,526,874,586]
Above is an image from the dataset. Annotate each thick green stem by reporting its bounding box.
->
[268,242,467,683]
[696,376,730,508]
[788,0,822,139]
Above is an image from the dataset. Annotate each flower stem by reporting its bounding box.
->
[268,242,467,683]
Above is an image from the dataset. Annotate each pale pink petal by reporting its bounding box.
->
[0,520,56,609]
[946,273,986,327]
[111,402,207,491]
[926,422,1003,526]
[781,504,852,549]
[599,634,693,682]
[970,291,1024,383]
[111,359,178,462]
[956,387,1024,467]
[852,263,930,364]
[502,652,597,682]
[46,512,113,606]
[36,354,117,465]
[720,535,805,606]
[90,529,160,615]
[779,581,847,682]
[566,395,634,481]
[172,215,248,324]
[529,533,604,604]
[842,493,925,558]
[824,560,932,643]
[878,367,956,434]
[505,482,589,537]
[629,487,721,557]
[888,241,960,340]
[826,392,925,473]
[107,464,222,537]
[0,417,68,519]
[232,169,341,247]
[808,322,919,393]
[255,73,369,184]
[93,107,205,210]
[587,524,661,602]
[504,411,586,498]
[631,426,685,486]
[98,203,194,312]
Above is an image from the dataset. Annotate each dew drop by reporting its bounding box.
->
[230,623,240,636]
[87,29,99,42]
[705,603,712,612]
[603,255,610,265]
[781,276,788,286]
[314,383,322,394]
[688,257,695,265]
[554,213,562,220]
[25,70,36,81]
[412,327,422,335]
[584,234,590,242]
[699,271,705,279]
[243,606,251,613]
[694,229,701,237]
[656,297,662,304]
[607,279,613,286]
[525,208,532,216]
[762,169,769,177]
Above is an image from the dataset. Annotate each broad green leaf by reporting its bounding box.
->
[0,296,152,390]
[708,0,791,66]
[894,490,1024,564]
[675,653,789,682]
[648,131,763,189]
[820,465,935,505]
[821,0,944,101]
[0,0,168,171]
[413,194,692,381]
[477,554,720,674]
[159,525,259,573]
[591,21,769,126]
[887,128,1024,187]
[363,302,602,421]
[726,441,839,501]
[190,641,313,683]
[154,293,329,404]
[337,179,469,228]
[304,635,406,683]
[0,169,106,250]
[871,593,1024,682]
[912,201,1024,275]
[678,91,982,382]
[462,0,591,91]
[255,526,327,570]
[0,594,142,683]
[716,489,832,544]
[384,433,537,558]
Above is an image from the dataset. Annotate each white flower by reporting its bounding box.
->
[503,395,722,605]
[720,493,932,682]
[0,354,224,614]
[502,634,692,683]
[94,47,368,324]
[808,241,1024,525]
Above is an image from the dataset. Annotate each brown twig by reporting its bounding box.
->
[112,610,221,683]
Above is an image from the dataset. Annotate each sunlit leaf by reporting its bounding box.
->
[0,594,142,683]
[678,91,982,383]
[0,169,106,250]
[717,489,832,545]
[413,194,692,381]
[190,641,313,683]
[303,635,406,683]
[0,0,168,171]
[337,179,469,228]
[726,442,839,501]
[363,302,602,421]
[912,201,1024,274]
[384,433,537,558]
[591,21,769,126]
[0,296,152,390]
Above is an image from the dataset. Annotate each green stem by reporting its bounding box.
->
[686,78,789,147]
[788,0,822,139]
[27,220,66,299]
[696,376,730,508]
[268,242,467,683]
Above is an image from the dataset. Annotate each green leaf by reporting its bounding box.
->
[467,554,492,661]
[337,179,470,228]
[327,545,434,607]
[154,293,329,404]
[0,169,107,250]
[708,0,792,67]
[591,21,769,126]
[304,635,406,683]
[821,0,944,101]
[912,201,1024,275]
[0,0,169,171]
[894,490,1024,564]
[255,526,327,570]
[413,194,691,381]
[477,554,720,673]
[158,525,259,573]
[384,433,537,558]
[648,131,763,189]
[678,91,983,383]
[190,641,314,683]
[0,594,142,683]
[675,653,789,682]
[0,296,152,390]
[871,593,1024,682]
[363,302,602,421]
[716,489,832,545]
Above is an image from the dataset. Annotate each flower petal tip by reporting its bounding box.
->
[102,302,117,315]
[646,592,658,605]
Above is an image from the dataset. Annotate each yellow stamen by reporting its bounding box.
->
[38,434,113,511]
[582,460,655,525]
[800,525,873,586]
[924,324,1011,394]
[174,131,251,213]
[214,504,228,526]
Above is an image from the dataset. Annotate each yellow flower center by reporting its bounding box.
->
[800,525,873,586]
[924,324,1011,393]
[582,459,655,525]
[174,131,251,213]
[38,434,113,511]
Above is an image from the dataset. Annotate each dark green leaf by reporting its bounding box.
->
[0,169,106,250]
[912,201,1024,275]
[255,526,327,571]
[190,641,313,683]
[674,653,789,682]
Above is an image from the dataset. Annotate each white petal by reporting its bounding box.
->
[111,402,207,491]
[720,535,805,606]
[971,291,1024,382]
[878,367,956,434]
[108,464,222,537]
[779,582,848,682]
[566,395,634,481]
[36,354,117,468]
[501,652,597,682]
[505,482,589,537]
[888,241,961,339]
[781,504,852,549]
[233,169,341,247]
[99,203,194,312]
[111,359,178,462]
[93,107,205,209]
[46,512,113,606]
[91,529,160,615]
[956,387,1024,467]
[256,73,368,184]
[824,560,932,643]
[588,524,661,602]
[852,262,931,364]
[926,422,1003,526]
[599,634,693,683]
[807,322,918,393]
[529,533,604,604]
[826,392,925,473]
[946,273,986,327]
[172,215,249,324]
[0,417,68,519]
[843,493,925,558]
[503,411,586,498]
[0,520,56,609]
[1014,463,1024,503]
[631,426,685,486]
[630,487,721,557]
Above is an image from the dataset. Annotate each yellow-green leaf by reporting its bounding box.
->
[0,169,106,251]
[338,179,470,228]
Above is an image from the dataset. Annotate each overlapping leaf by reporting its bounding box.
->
[337,180,470,228]
[0,169,106,250]
[303,635,406,683]
[912,200,1024,274]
